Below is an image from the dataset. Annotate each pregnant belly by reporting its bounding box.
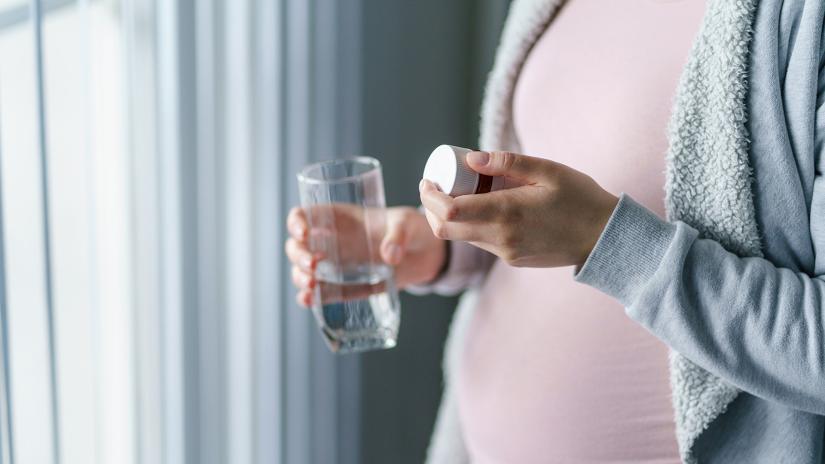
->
[456,262,680,464]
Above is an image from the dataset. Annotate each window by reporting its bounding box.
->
[0,1,357,463]
[0,0,508,462]
[0,1,134,463]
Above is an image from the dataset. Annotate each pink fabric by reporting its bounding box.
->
[456,1,706,462]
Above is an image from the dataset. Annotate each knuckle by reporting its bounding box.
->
[499,228,520,249]
[543,163,568,187]
[287,206,303,221]
[509,259,527,268]
[499,242,525,266]
[509,209,524,224]
[500,202,520,223]
[544,161,560,178]
[444,204,459,221]
[499,151,516,171]
[432,221,449,240]
[501,250,519,265]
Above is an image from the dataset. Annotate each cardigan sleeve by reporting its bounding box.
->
[575,194,825,415]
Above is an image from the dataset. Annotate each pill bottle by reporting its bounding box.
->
[422,145,505,197]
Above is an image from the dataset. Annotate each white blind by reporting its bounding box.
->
[0,0,362,463]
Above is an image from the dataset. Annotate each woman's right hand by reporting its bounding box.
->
[285,205,447,307]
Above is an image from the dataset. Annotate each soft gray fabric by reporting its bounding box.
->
[576,2,825,462]
[660,0,761,459]
[576,197,825,463]
[425,0,825,462]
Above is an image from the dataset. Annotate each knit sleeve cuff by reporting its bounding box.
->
[574,194,677,306]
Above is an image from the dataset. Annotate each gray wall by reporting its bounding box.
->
[357,1,509,462]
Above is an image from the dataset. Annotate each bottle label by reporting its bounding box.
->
[474,174,494,194]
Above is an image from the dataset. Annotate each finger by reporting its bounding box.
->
[291,266,315,290]
[421,178,502,223]
[298,279,389,307]
[423,209,483,242]
[296,289,312,308]
[448,194,505,222]
[419,179,458,220]
[380,212,409,266]
[316,280,384,304]
[286,207,308,241]
[285,238,316,271]
[464,150,555,183]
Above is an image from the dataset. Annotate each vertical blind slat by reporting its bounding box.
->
[224,0,254,462]
[0,89,14,464]
[154,0,186,459]
[282,1,313,462]
[29,0,60,463]
[253,0,282,462]
[193,0,228,463]
[76,1,102,463]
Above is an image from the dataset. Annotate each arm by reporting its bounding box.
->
[576,194,825,414]
[419,150,825,414]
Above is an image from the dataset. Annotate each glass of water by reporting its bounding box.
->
[297,157,400,354]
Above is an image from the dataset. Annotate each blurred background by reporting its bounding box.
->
[0,0,509,463]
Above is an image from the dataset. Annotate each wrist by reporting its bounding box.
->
[577,193,620,267]
[574,194,678,305]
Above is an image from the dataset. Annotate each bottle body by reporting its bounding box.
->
[423,145,505,197]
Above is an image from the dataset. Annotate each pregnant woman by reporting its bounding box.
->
[286,0,825,462]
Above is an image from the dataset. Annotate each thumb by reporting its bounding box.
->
[380,213,408,266]
[465,150,549,182]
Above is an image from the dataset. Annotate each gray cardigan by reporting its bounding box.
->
[424,0,825,463]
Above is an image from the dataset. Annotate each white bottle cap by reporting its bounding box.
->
[423,145,479,197]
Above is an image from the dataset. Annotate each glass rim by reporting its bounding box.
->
[296,156,382,185]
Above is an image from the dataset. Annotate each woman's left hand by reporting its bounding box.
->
[419,150,619,268]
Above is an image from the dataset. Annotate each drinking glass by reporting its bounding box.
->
[297,157,401,354]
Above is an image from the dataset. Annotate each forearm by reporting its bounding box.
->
[576,194,825,414]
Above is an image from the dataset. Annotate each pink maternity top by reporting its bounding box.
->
[455,1,706,463]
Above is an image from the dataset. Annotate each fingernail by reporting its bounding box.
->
[386,243,402,264]
[467,151,489,166]
[420,179,438,192]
